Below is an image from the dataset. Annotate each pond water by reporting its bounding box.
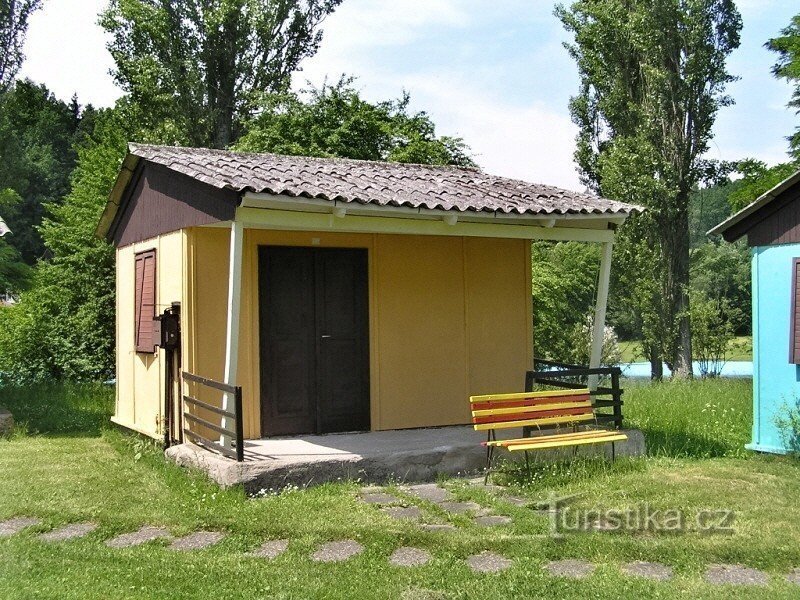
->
[619,361,753,378]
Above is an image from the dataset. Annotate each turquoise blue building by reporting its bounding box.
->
[710,169,800,454]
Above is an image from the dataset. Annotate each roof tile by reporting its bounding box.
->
[128,143,641,216]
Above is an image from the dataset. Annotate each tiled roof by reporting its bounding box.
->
[128,143,640,216]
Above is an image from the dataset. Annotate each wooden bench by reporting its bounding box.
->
[470,388,627,481]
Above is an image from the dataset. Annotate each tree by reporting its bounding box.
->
[531,241,599,362]
[556,0,742,378]
[767,13,800,160]
[100,0,342,149]
[726,159,799,212]
[0,0,41,93]
[0,80,92,263]
[234,78,475,166]
[0,107,127,382]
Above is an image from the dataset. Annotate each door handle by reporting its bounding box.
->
[321,335,332,339]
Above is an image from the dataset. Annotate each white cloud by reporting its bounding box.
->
[20,0,119,108]
[397,73,581,189]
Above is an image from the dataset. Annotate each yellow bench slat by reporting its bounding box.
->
[473,413,595,431]
[488,429,625,446]
[471,400,592,418]
[470,388,590,403]
[505,433,628,452]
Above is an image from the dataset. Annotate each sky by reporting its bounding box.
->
[19,0,798,191]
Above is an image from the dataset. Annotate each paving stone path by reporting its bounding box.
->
[105,526,172,549]
[169,531,225,551]
[360,491,400,505]
[40,522,97,543]
[390,547,432,567]
[312,540,364,563]
[621,561,673,581]
[404,484,453,503]
[0,517,40,537]
[474,515,512,527]
[466,551,513,573]
[383,506,424,521]
[249,539,289,559]
[545,559,596,579]
[704,564,769,586]
[6,508,799,587]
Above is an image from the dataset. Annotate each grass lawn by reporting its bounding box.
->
[619,336,753,363]
[2,379,800,599]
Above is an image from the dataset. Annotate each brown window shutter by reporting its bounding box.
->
[791,258,800,364]
[135,249,157,353]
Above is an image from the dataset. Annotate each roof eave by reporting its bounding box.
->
[95,150,141,241]
[708,168,800,241]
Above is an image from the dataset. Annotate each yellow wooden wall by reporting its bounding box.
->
[112,230,187,438]
[182,228,533,439]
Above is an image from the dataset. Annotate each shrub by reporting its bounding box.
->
[775,398,800,456]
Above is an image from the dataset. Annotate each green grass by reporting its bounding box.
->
[1,379,799,599]
[619,336,753,363]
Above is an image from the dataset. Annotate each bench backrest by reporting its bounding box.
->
[469,389,594,431]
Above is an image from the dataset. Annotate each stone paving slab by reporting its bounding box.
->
[312,540,364,563]
[249,539,289,559]
[621,561,673,581]
[169,531,225,551]
[474,515,512,527]
[787,568,800,585]
[466,551,513,573]
[105,526,172,549]
[390,547,432,567]
[704,564,768,586]
[404,484,452,503]
[39,522,97,543]
[438,501,483,514]
[383,506,424,521]
[360,491,400,505]
[0,517,41,537]
[545,559,596,579]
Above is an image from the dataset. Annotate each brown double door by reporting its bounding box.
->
[259,246,370,436]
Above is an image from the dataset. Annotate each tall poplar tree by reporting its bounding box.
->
[0,0,41,93]
[100,0,342,149]
[767,13,800,160]
[556,0,742,378]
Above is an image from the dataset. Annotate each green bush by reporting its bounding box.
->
[775,398,800,455]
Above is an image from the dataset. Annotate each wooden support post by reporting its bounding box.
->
[221,219,243,448]
[589,240,613,391]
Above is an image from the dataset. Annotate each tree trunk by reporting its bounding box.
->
[662,191,693,379]
[650,355,663,380]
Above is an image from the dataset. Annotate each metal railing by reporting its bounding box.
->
[526,358,624,429]
[181,371,244,462]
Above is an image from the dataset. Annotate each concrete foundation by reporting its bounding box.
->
[165,426,646,494]
[0,408,13,436]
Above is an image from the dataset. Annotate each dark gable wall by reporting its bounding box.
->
[110,162,239,247]
[728,183,800,247]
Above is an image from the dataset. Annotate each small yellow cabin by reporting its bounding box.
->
[97,144,638,451]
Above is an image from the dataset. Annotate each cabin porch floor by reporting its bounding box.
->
[165,425,645,494]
